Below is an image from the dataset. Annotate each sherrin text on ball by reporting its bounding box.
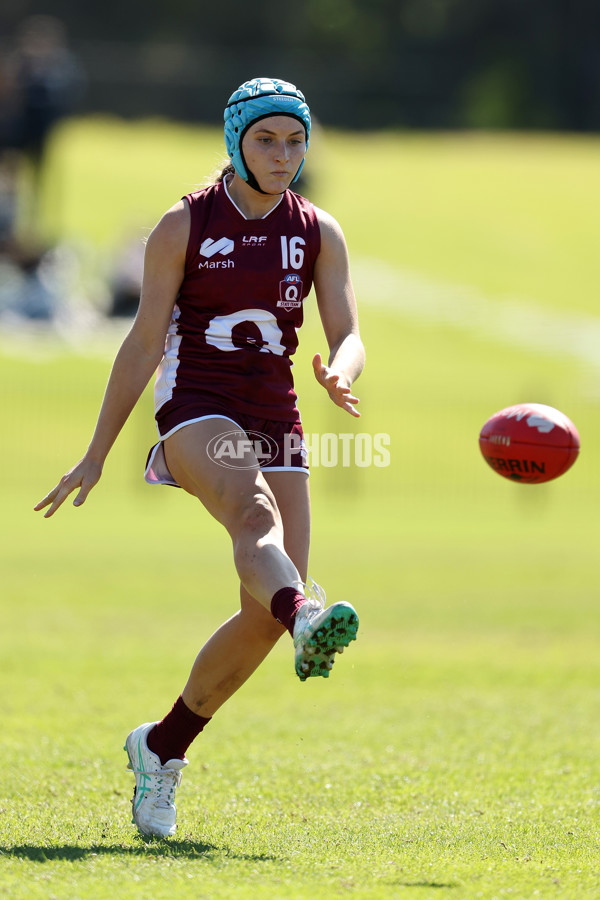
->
[479,403,580,484]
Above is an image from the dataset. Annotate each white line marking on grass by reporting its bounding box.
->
[3,257,600,377]
[0,312,130,361]
[353,257,600,372]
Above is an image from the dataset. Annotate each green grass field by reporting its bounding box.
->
[2,118,600,899]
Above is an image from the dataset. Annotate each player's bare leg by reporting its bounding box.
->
[181,589,285,716]
[124,457,355,836]
[164,419,303,610]
[181,469,310,716]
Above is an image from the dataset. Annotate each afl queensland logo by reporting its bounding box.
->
[278,273,303,310]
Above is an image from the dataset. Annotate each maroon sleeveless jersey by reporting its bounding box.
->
[154,179,321,423]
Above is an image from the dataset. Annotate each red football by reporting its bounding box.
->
[479,403,580,484]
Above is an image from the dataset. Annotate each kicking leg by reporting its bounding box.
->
[180,468,311,717]
[163,418,305,610]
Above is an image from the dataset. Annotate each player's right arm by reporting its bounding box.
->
[34,200,190,518]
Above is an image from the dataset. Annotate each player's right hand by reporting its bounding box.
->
[34,458,103,518]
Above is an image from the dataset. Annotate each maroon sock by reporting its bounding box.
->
[271,586,306,637]
[147,695,211,764]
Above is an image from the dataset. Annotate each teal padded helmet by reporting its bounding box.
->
[224,77,311,192]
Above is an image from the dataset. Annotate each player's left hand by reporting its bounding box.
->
[312,353,360,418]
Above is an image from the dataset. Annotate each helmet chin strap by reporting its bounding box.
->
[241,150,301,195]
[245,168,275,195]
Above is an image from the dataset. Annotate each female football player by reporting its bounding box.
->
[35,77,365,838]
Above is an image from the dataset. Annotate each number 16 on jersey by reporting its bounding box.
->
[281,236,305,270]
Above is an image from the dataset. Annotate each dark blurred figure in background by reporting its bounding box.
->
[0,15,84,317]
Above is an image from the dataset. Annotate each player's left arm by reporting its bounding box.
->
[312,207,365,418]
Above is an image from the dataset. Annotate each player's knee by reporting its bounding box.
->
[237,490,278,536]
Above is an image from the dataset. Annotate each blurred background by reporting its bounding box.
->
[1,0,599,637]
[2,7,600,887]
[1,0,599,317]
[3,0,600,132]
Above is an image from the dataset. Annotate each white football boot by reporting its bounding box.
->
[293,579,359,681]
[124,722,188,838]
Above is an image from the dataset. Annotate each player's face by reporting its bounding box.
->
[242,116,307,193]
